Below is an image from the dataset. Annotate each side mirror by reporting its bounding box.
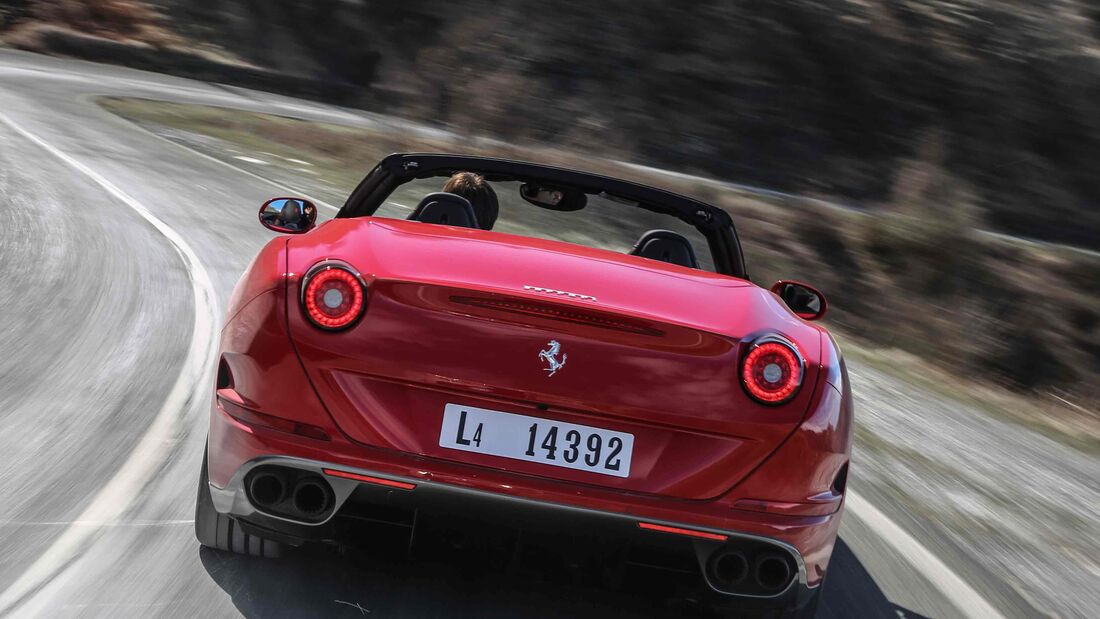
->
[770,280,828,321]
[259,197,317,234]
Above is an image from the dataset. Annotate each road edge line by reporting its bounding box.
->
[0,111,219,615]
[846,490,1007,619]
[88,98,338,212]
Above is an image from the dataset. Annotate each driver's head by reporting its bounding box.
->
[443,172,498,230]
[282,199,302,223]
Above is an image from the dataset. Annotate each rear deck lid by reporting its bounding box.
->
[286,219,822,499]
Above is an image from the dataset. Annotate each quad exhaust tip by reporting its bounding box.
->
[245,468,335,521]
[753,553,793,592]
[247,472,288,508]
[709,550,750,587]
[292,477,334,517]
[704,547,794,595]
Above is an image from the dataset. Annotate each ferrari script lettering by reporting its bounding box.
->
[523,285,597,302]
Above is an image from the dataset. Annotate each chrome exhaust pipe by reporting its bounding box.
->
[707,549,750,588]
[292,477,334,517]
[247,472,288,508]
[753,553,793,592]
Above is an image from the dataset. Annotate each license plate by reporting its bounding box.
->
[439,403,634,478]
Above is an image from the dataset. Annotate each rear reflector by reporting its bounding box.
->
[638,522,728,542]
[733,497,842,517]
[217,395,330,441]
[322,468,416,490]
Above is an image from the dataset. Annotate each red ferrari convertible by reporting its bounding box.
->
[197,153,851,617]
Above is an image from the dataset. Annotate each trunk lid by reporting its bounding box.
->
[287,219,822,499]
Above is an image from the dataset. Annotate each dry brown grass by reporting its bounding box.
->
[9,0,180,47]
[0,0,249,67]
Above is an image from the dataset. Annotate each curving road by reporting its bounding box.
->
[0,48,1048,618]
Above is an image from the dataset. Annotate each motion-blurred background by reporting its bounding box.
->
[1,1,1098,617]
[3,0,1098,412]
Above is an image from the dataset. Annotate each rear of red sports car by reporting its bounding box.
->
[197,156,851,618]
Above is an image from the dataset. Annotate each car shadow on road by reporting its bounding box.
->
[819,540,930,619]
[200,536,926,618]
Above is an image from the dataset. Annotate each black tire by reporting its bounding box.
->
[712,586,821,619]
[195,445,281,558]
[787,587,821,618]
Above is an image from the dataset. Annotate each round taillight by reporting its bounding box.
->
[303,263,365,330]
[741,338,803,405]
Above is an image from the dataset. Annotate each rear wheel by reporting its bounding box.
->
[787,587,821,618]
[711,586,821,618]
[195,445,281,558]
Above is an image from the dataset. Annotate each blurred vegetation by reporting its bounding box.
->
[4,1,1100,248]
[5,0,1098,411]
[100,96,1100,415]
[0,0,173,44]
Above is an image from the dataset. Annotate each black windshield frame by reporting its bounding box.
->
[337,153,747,279]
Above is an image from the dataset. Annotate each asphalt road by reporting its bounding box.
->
[0,49,1047,618]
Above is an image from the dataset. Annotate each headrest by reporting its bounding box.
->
[408,192,480,229]
[629,229,699,268]
[473,183,499,230]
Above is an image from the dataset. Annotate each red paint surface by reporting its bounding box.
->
[207,216,851,586]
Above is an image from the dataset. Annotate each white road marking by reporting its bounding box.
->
[846,491,1007,619]
[61,602,176,609]
[115,116,339,212]
[0,112,219,615]
[0,520,194,527]
[232,155,269,165]
[334,600,372,615]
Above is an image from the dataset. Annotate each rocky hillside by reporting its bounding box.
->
[4,0,1100,247]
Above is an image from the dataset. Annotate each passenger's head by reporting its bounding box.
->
[443,171,498,230]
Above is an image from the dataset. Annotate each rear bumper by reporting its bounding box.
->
[211,454,818,610]
[208,399,840,609]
